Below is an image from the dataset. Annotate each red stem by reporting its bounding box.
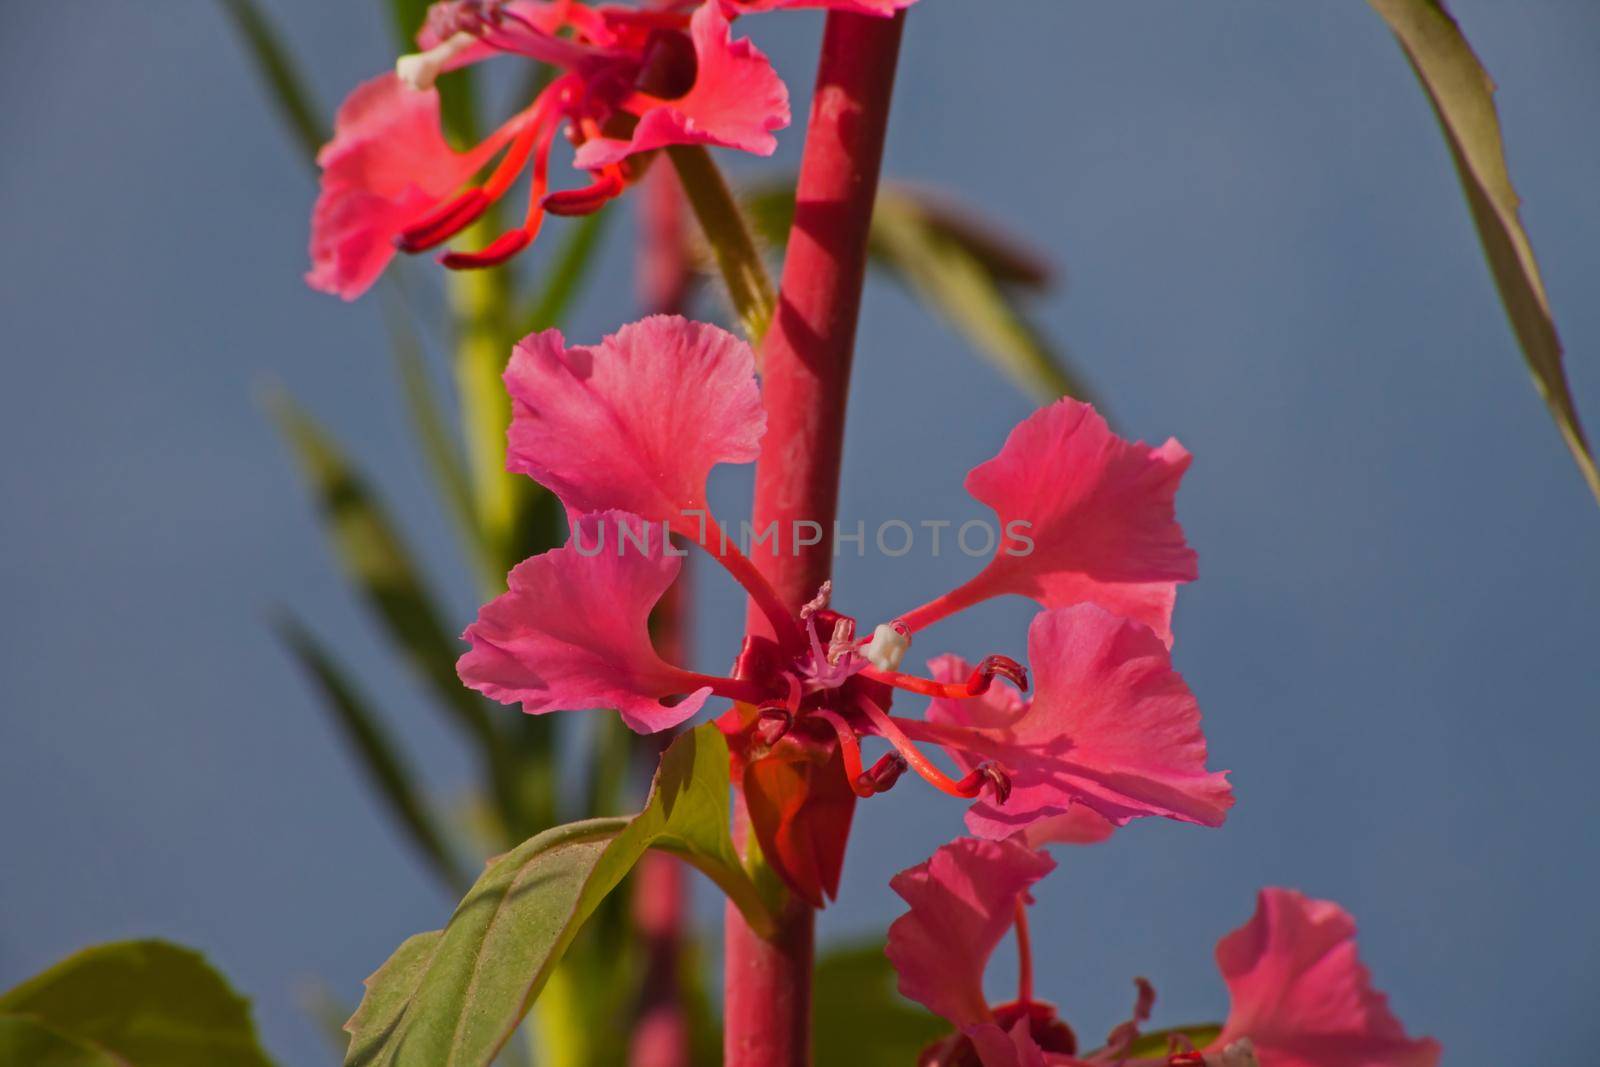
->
[724,11,907,1067]
[1015,901,1035,1005]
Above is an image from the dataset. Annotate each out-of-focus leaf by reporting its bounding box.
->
[217,0,326,162]
[870,188,1093,403]
[266,390,540,836]
[381,292,486,583]
[811,944,947,1067]
[670,146,776,342]
[745,182,1093,403]
[522,210,612,335]
[0,1015,120,1066]
[276,613,468,892]
[1123,1023,1223,1058]
[0,942,275,1067]
[267,389,493,745]
[384,0,432,51]
[1367,0,1599,503]
[345,726,774,1067]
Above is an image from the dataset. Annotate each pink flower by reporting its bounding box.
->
[459,315,1221,900]
[718,0,918,15]
[458,511,720,733]
[886,838,1440,1067]
[897,399,1196,647]
[887,838,1071,1066]
[308,0,789,299]
[1197,889,1442,1067]
[913,606,1233,840]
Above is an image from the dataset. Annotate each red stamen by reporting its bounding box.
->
[813,708,873,798]
[396,188,492,252]
[860,753,908,795]
[1015,901,1034,1005]
[542,168,625,216]
[859,653,1028,700]
[440,227,533,269]
[855,696,1009,801]
[755,707,792,746]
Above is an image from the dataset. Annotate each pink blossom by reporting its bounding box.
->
[457,511,716,733]
[887,842,1440,1067]
[462,315,1222,899]
[1205,889,1442,1067]
[897,399,1196,646]
[308,0,789,298]
[914,606,1233,839]
[719,0,918,15]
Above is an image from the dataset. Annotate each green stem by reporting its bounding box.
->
[667,146,777,342]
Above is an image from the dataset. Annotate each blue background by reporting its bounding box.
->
[3,2,1597,1063]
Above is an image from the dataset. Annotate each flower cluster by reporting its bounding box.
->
[454,315,1230,903]
[888,838,1442,1067]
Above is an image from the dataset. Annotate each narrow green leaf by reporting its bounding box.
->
[345,726,774,1067]
[1367,0,1599,503]
[275,613,469,893]
[267,389,494,745]
[811,944,948,1067]
[669,146,777,342]
[870,188,1095,404]
[745,182,1094,403]
[0,942,275,1067]
[521,210,612,335]
[380,292,489,587]
[0,1016,121,1066]
[384,0,431,52]
[1123,1023,1224,1058]
[217,0,326,163]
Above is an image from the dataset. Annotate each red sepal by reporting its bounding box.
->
[742,736,856,908]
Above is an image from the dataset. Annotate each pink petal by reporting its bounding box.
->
[306,73,506,300]
[1213,889,1441,1067]
[504,316,765,524]
[457,512,710,734]
[887,837,1055,1031]
[1019,806,1117,849]
[924,606,1232,838]
[959,399,1195,646]
[573,1,789,168]
[965,1020,1049,1067]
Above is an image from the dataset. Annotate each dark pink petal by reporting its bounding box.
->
[457,512,710,734]
[922,606,1232,838]
[1211,890,1442,1067]
[307,73,508,300]
[573,1,789,168]
[887,837,1055,1031]
[915,399,1194,645]
[504,315,765,523]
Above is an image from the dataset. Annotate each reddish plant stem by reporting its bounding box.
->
[725,11,907,1067]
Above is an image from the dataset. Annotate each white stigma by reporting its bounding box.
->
[1215,1039,1258,1067]
[396,31,477,91]
[863,623,910,672]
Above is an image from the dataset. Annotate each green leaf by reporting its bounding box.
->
[669,146,777,342]
[384,0,431,51]
[745,182,1093,403]
[0,1016,121,1067]
[217,0,326,163]
[345,725,774,1067]
[1367,0,1599,503]
[1123,1023,1223,1058]
[811,944,948,1067]
[267,389,494,746]
[266,391,541,838]
[0,941,275,1067]
[380,291,488,586]
[275,613,469,893]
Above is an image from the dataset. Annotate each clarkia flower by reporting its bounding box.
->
[458,314,1227,903]
[307,0,790,299]
[887,838,1442,1067]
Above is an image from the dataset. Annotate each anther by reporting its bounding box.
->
[396,31,478,91]
[862,620,910,672]
[542,171,625,216]
[856,754,908,796]
[396,188,491,252]
[970,654,1028,694]
[440,227,533,269]
[954,762,1012,804]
